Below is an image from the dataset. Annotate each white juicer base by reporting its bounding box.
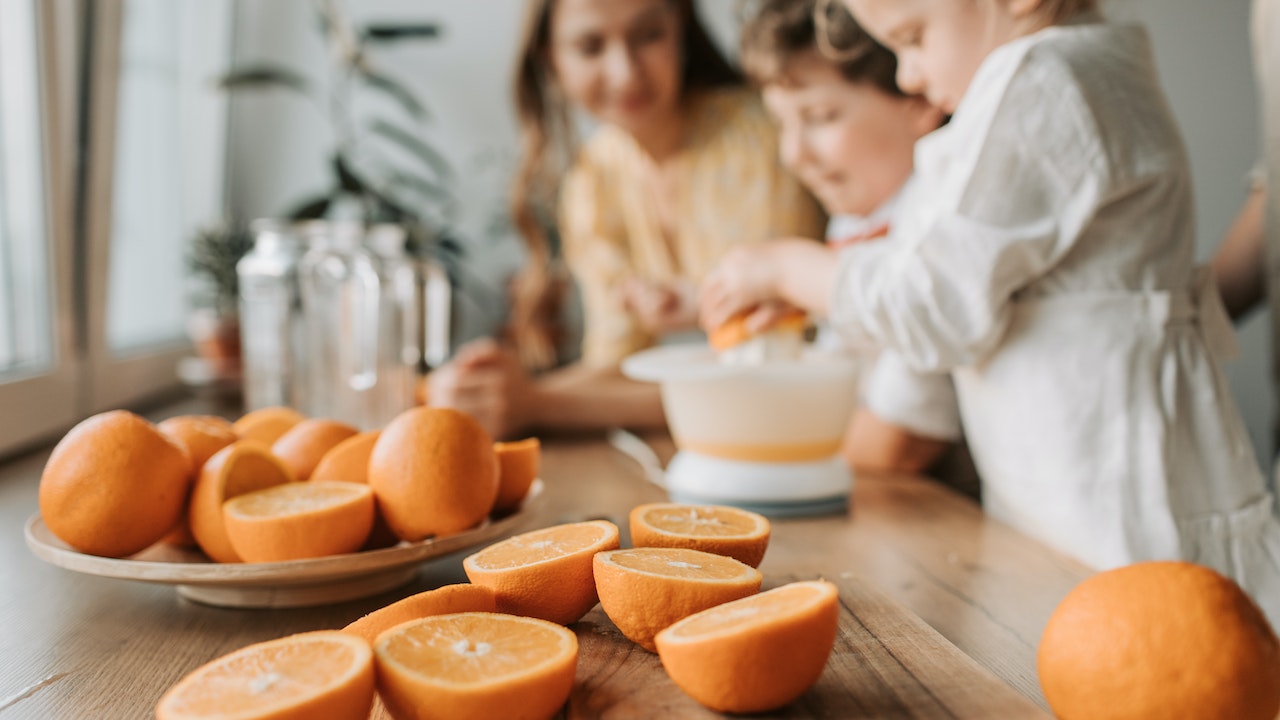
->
[663,451,852,517]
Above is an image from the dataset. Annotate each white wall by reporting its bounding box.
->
[226,0,1272,463]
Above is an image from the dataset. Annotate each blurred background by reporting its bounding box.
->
[0,0,1266,463]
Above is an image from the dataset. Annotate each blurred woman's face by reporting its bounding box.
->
[549,0,683,139]
[763,52,942,216]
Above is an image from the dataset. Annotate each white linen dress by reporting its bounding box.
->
[828,17,1280,623]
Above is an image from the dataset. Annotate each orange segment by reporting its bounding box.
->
[374,612,577,720]
[1038,561,1280,720]
[493,437,540,513]
[223,481,374,563]
[655,580,839,713]
[39,410,192,558]
[270,418,359,482]
[368,407,500,542]
[629,503,771,568]
[189,442,295,563]
[343,584,497,645]
[157,415,239,547]
[232,406,306,447]
[463,520,620,625]
[594,547,762,652]
[310,430,380,484]
[155,630,374,720]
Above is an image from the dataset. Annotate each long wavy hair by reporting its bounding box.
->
[507,0,741,371]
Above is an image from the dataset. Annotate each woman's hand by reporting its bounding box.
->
[618,276,699,336]
[425,337,535,440]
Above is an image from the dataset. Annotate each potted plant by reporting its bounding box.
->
[217,0,458,264]
[185,221,254,374]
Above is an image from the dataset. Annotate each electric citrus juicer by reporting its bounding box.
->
[621,343,861,517]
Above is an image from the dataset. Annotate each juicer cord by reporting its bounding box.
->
[605,427,669,490]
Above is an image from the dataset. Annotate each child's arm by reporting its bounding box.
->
[699,238,836,333]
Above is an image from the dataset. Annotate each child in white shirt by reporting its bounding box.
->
[702,0,1280,624]
[739,0,962,475]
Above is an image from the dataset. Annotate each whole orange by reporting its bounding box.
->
[156,414,238,547]
[39,410,192,558]
[270,418,359,482]
[1038,561,1280,720]
[368,407,499,541]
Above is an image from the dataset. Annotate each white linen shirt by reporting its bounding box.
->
[829,18,1280,625]
[822,181,963,441]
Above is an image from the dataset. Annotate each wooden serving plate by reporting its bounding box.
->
[24,480,543,609]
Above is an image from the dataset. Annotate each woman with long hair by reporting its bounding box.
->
[427,0,824,439]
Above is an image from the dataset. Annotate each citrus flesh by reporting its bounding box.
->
[595,547,762,651]
[464,520,620,624]
[155,631,374,720]
[223,481,374,562]
[630,503,770,567]
[374,612,578,720]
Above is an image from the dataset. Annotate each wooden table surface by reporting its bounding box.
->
[0,407,1092,719]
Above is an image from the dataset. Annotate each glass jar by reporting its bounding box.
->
[236,219,306,412]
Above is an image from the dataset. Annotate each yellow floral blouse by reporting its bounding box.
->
[559,87,826,366]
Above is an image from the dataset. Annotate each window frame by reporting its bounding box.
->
[0,0,80,455]
[81,0,188,413]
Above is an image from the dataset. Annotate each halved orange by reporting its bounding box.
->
[595,547,762,651]
[342,584,497,645]
[463,520,620,625]
[189,442,295,563]
[630,503,771,568]
[374,612,577,720]
[232,406,306,448]
[223,481,374,563]
[708,307,807,351]
[155,630,374,720]
[655,580,840,713]
[492,437,540,513]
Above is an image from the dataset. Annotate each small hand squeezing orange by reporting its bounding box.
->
[699,239,836,349]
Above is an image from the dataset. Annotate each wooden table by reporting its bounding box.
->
[0,410,1092,719]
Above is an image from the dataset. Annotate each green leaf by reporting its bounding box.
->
[358,68,429,120]
[369,119,452,180]
[217,65,311,97]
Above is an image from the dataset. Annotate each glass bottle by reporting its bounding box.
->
[298,221,368,424]
[363,224,419,427]
[236,219,305,412]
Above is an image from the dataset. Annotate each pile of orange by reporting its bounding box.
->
[37,406,541,564]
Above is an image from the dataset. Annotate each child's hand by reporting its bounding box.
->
[618,276,698,336]
[700,239,837,333]
[699,243,787,332]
